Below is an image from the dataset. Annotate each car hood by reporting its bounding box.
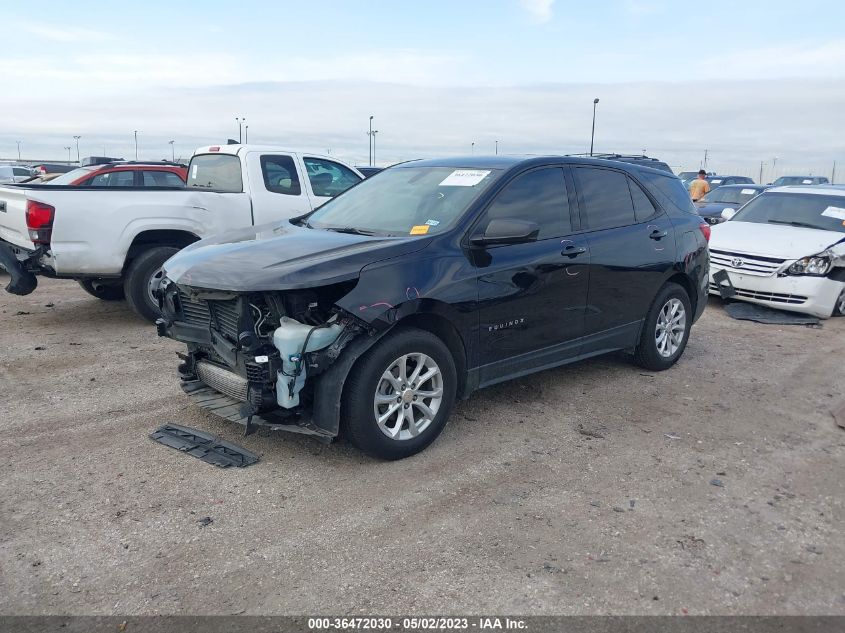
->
[163,221,431,291]
[710,221,845,259]
[696,202,739,216]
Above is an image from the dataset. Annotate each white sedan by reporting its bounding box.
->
[708,185,845,318]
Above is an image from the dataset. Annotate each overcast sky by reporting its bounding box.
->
[3,0,844,177]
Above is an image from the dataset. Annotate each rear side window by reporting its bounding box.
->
[142,171,185,187]
[482,167,570,239]
[261,155,302,196]
[637,171,697,215]
[628,178,657,222]
[89,170,135,187]
[574,167,636,230]
[13,167,30,176]
[187,154,243,192]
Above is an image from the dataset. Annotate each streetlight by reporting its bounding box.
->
[589,98,600,156]
[371,130,379,166]
[73,135,81,163]
[244,125,249,144]
[471,142,475,155]
[134,130,138,160]
[495,140,498,155]
[64,146,72,163]
[235,117,246,143]
[772,156,778,181]
[368,115,374,166]
[16,141,21,161]
[168,140,175,162]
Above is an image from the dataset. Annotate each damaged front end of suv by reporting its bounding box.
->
[154,220,430,441]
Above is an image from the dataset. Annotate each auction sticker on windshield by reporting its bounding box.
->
[439,170,491,187]
[410,225,430,235]
[821,206,845,220]
[740,188,756,195]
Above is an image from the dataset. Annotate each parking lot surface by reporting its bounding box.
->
[1,274,843,615]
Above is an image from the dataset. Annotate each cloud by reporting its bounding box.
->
[15,21,114,42]
[519,0,555,23]
[702,40,845,79]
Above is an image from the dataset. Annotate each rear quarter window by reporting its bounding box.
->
[637,170,698,215]
[187,154,243,192]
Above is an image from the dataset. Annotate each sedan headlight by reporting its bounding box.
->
[787,254,832,276]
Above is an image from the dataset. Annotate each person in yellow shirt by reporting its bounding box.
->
[689,170,710,202]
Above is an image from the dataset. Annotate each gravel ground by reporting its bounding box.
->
[0,274,843,616]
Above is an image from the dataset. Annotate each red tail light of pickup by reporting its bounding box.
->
[26,200,55,244]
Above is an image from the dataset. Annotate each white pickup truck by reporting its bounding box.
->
[0,145,364,320]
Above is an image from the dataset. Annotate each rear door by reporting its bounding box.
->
[471,166,590,384]
[572,166,676,350]
[299,156,363,209]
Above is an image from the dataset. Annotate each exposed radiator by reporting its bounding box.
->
[195,361,249,402]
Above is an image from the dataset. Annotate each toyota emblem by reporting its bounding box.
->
[731,257,744,268]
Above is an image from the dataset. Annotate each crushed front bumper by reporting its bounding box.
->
[708,267,844,318]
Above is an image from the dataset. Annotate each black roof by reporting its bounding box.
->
[399,155,675,176]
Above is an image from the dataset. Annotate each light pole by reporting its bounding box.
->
[73,135,81,163]
[134,130,138,160]
[16,141,21,161]
[471,142,475,155]
[235,117,246,143]
[590,98,600,156]
[702,149,709,170]
[371,130,379,166]
[168,140,175,162]
[368,115,374,166]
[244,125,249,144]
[64,146,72,163]
[495,140,498,155]
[772,156,778,182]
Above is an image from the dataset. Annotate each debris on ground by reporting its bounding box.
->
[710,478,725,487]
[612,506,626,513]
[664,433,681,440]
[150,424,259,468]
[577,424,605,439]
[724,302,821,326]
[197,517,213,528]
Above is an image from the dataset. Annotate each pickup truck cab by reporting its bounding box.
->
[0,145,363,321]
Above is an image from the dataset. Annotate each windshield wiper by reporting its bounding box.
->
[321,226,377,236]
[767,219,822,229]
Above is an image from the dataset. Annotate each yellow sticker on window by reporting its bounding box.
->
[410,225,430,235]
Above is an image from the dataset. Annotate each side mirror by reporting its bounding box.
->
[470,218,539,247]
[721,208,737,221]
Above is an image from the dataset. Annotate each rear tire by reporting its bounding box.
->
[634,282,692,371]
[77,279,125,301]
[833,287,845,317]
[342,327,457,460]
[123,246,179,322]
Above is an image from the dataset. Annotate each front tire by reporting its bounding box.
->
[634,282,692,371]
[342,327,457,460]
[123,247,179,322]
[77,279,125,301]
[833,286,845,317]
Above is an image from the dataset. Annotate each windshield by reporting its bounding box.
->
[773,177,817,186]
[46,166,97,185]
[700,187,761,205]
[306,166,500,236]
[187,154,243,192]
[731,192,845,233]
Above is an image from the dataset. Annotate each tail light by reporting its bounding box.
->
[698,222,711,242]
[26,200,55,244]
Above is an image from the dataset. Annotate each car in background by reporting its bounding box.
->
[705,175,755,189]
[30,163,76,176]
[771,176,830,186]
[709,185,845,318]
[0,165,36,184]
[355,166,384,178]
[694,184,769,224]
[46,161,188,187]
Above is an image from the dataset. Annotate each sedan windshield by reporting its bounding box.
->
[731,192,845,233]
[700,187,761,205]
[772,177,817,186]
[306,166,500,236]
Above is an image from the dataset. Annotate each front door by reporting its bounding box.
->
[470,166,590,385]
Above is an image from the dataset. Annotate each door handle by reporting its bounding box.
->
[649,228,668,240]
[561,245,587,258]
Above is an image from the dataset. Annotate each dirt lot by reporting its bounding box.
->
[0,274,843,616]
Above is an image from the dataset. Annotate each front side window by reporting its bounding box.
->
[480,167,570,239]
[260,155,301,196]
[731,192,845,233]
[307,166,499,236]
[575,167,636,230]
[187,154,243,192]
[13,168,30,177]
[89,170,135,187]
[303,157,361,197]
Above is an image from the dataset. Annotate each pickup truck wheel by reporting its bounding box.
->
[342,327,457,460]
[123,246,179,322]
[77,279,125,301]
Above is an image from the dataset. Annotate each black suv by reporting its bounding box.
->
[156,156,710,459]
